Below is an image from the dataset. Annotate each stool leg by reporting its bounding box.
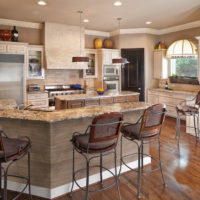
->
[114,148,121,200]
[176,112,178,137]
[28,151,32,200]
[0,164,2,199]
[158,138,167,187]
[69,147,75,197]
[4,167,8,200]
[141,141,144,171]
[177,113,181,147]
[100,153,103,185]
[193,114,198,141]
[137,145,141,199]
[118,135,123,177]
[85,160,90,200]
[197,114,200,140]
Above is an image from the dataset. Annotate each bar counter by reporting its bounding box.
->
[0,101,151,199]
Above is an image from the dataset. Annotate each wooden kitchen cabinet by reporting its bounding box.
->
[83,49,98,78]
[100,97,114,105]
[100,49,121,65]
[68,99,85,109]
[0,41,28,54]
[114,96,126,103]
[85,98,99,106]
[147,88,195,118]
[153,50,168,79]
[27,92,48,108]
[126,95,139,102]
[27,45,44,79]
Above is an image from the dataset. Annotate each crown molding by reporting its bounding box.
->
[0,18,43,29]
[86,20,200,37]
[84,29,110,37]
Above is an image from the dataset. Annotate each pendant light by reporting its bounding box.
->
[112,18,129,65]
[72,11,89,63]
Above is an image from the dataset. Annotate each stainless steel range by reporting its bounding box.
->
[45,85,84,106]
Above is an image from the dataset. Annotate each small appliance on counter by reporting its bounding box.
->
[28,84,40,92]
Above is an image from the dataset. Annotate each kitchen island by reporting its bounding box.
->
[0,101,150,199]
[55,91,140,110]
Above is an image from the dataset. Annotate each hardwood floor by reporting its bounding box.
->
[7,117,200,200]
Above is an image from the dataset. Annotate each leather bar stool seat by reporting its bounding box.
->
[176,104,199,115]
[0,130,32,200]
[0,137,30,160]
[121,123,159,140]
[73,134,116,153]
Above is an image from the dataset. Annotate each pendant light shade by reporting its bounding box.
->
[112,18,129,65]
[72,11,89,63]
[112,58,129,64]
[166,39,197,58]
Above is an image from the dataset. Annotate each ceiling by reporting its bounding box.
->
[0,0,200,32]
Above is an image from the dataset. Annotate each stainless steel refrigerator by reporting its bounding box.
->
[0,54,25,104]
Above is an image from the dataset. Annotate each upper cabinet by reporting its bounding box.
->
[27,45,45,79]
[0,41,27,54]
[153,49,168,79]
[83,49,98,78]
[100,49,121,65]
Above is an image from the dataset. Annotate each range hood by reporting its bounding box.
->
[44,22,87,69]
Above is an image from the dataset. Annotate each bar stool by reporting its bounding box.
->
[0,130,32,200]
[69,112,123,200]
[120,104,166,198]
[176,91,200,146]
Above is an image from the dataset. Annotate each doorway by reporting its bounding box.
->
[121,48,144,101]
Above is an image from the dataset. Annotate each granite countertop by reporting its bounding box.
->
[149,88,196,95]
[0,102,149,122]
[0,99,17,110]
[55,91,140,101]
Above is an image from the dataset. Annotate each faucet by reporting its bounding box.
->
[16,104,34,110]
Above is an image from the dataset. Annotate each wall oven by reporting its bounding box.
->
[103,76,119,92]
[104,65,119,76]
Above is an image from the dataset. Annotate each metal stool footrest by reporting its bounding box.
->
[73,165,117,193]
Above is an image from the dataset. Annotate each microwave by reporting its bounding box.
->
[104,65,119,76]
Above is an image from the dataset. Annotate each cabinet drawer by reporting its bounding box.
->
[0,44,6,53]
[100,97,113,105]
[159,96,182,107]
[7,45,26,54]
[85,98,99,106]
[166,105,176,117]
[68,100,85,109]
[126,95,139,102]
[27,99,48,108]
[27,93,48,100]
[114,96,126,103]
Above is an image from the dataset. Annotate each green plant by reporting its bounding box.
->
[172,73,178,77]
[190,75,198,79]
[180,73,186,78]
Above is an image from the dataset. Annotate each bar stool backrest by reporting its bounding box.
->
[195,91,200,105]
[140,104,166,137]
[89,112,123,144]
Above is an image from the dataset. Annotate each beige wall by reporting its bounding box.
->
[114,33,159,99]
[85,35,108,49]
[158,27,200,47]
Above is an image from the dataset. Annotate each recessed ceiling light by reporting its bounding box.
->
[114,1,122,6]
[38,1,47,6]
[146,21,152,25]
[83,19,89,23]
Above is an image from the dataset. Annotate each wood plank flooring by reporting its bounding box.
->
[7,117,200,200]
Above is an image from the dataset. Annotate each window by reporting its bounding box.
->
[170,57,198,78]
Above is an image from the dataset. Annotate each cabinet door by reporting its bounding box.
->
[112,50,120,59]
[103,50,112,65]
[154,51,162,79]
[0,44,6,53]
[148,94,159,104]
[7,45,26,54]
[83,49,98,78]
[27,46,44,79]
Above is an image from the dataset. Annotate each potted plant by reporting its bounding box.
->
[169,74,199,85]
